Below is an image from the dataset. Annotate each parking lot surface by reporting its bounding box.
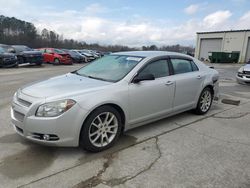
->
[1,63,250,188]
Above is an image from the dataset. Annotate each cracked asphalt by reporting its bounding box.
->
[1,63,250,188]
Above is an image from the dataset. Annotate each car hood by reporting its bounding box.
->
[243,64,250,71]
[21,73,112,98]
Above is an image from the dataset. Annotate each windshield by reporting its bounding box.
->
[0,47,5,54]
[75,55,143,82]
[54,49,65,54]
[12,45,32,52]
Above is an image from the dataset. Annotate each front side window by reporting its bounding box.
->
[139,59,169,78]
[76,55,143,82]
[171,59,193,74]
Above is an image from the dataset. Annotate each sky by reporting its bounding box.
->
[0,0,250,47]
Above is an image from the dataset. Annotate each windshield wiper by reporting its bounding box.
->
[87,75,108,82]
[71,70,81,75]
[72,71,112,82]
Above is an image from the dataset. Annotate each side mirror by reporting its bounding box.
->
[133,73,155,83]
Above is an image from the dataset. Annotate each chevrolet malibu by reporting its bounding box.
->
[11,51,219,152]
[236,61,250,84]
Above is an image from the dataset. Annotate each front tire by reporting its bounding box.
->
[195,87,213,115]
[80,106,122,152]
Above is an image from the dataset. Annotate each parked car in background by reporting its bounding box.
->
[7,45,43,66]
[236,60,250,84]
[62,49,86,63]
[38,48,73,65]
[11,51,219,152]
[76,50,95,62]
[84,49,100,58]
[0,46,18,68]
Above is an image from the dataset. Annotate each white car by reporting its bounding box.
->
[236,62,250,84]
[11,51,219,152]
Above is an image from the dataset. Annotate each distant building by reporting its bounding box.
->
[195,30,250,63]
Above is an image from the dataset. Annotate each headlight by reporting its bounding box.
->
[14,56,18,60]
[238,67,244,73]
[36,99,76,117]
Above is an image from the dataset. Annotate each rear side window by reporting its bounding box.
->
[139,59,169,78]
[171,59,194,74]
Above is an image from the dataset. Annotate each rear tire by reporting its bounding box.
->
[80,106,122,152]
[195,87,213,115]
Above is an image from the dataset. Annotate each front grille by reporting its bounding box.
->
[17,97,32,107]
[243,71,250,75]
[14,110,25,122]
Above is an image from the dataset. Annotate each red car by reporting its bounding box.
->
[38,48,73,65]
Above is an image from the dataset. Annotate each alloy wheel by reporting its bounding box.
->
[200,90,212,112]
[88,112,118,147]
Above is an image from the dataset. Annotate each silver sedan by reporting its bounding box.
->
[236,63,250,84]
[11,51,219,152]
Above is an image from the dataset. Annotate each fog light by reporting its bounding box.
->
[43,134,50,141]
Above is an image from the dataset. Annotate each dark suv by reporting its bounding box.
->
[0,46,18,68]
[8,45,43,66]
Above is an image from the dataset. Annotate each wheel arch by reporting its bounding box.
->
[203,84,214,97]
[78,103,126,145]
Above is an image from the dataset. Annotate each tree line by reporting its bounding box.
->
[0,15,194,53]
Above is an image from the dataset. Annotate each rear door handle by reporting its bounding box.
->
[197,75,202,79]
[165,81,174,86]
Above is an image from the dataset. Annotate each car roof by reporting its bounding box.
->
[12,45,29,47]
[112,51,192,58]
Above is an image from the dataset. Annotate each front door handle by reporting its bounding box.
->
[197,75,202,79]
[165,81,174,86]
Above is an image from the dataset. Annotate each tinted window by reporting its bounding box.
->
[140,59,169,78]
[171,59,193,74]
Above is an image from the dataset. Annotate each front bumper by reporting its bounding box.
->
[11,93,88,147]
[0,60,18,67]
[236,74,250,84]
